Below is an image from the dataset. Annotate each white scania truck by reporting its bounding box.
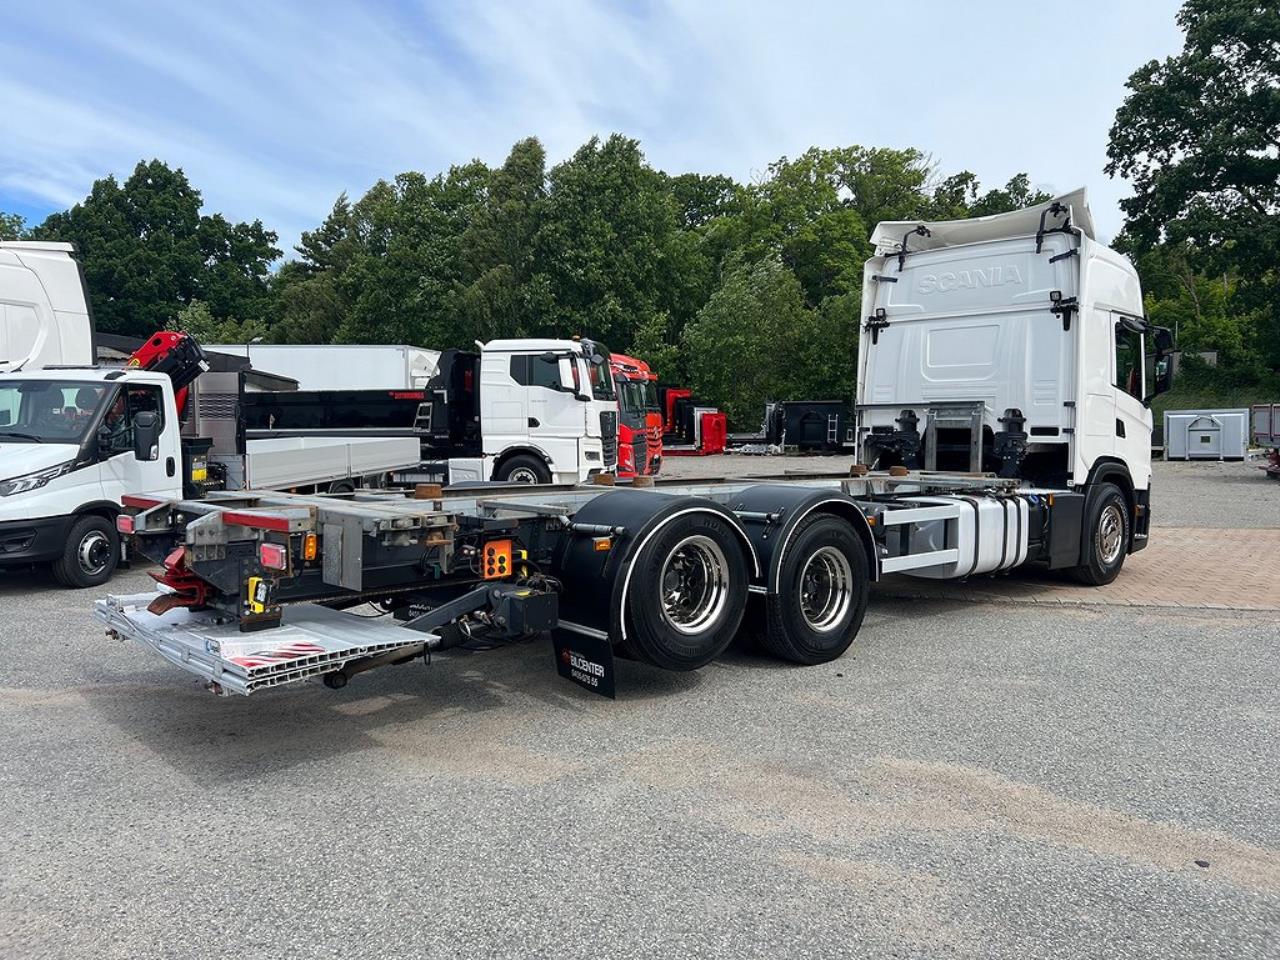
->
[97,189,1174,700]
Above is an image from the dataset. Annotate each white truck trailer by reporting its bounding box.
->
[206,343,442,391]
[97,190,1174,697]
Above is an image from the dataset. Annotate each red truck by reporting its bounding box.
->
[610,353,662,478]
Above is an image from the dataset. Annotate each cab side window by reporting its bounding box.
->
[101,385,165,455]
[509,354,561,390]
[1114,321,1143,401]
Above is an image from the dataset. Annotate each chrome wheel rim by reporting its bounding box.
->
[509,467,540,484]
[659,535,729,635]
[1097,504,1124,565]
[78,531,112,577]
[799,546,853,632]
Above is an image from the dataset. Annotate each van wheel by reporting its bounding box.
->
[1071,483,1129,585]
[623,513,748,671]
[495,455,551,484]
[52,515,119,588]
[763,516,870,664]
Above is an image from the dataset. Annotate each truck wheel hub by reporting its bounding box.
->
[78,531,112,575]
[1098,504,1124,565]
[660,535,729,635]
[799,546,853,632]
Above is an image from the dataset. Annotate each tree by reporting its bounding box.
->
[682,259,854,428]
[1107,0,1280,371]
[0,211,26,241]
[32,160,279,336]
[170,299,266,346]
[532,135,696,349]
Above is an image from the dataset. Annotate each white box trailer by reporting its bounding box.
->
[206,343,441,391]
[1164,409,1249,460]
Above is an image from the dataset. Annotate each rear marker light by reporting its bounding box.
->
[303,533,318,560]
[116,515,135,535]
[259,542,289,571]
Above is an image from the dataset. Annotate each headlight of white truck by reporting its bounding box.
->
[0,460,78,497]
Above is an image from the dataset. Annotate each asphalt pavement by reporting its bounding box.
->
[1,459,1277,959]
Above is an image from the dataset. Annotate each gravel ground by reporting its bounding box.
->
[2,462,1277,959]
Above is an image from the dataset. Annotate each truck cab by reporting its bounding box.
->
[856,189,1173,582]
[416,338,618,485]
[0,367,182,586]
[610,352,662,478]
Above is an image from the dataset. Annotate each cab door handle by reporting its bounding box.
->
[528,418,540,428]
[1115,419,1125,438]
[166,456,176,477]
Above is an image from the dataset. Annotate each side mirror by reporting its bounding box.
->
[556,357,590,401]
[1152,326,1175,355]
[132,410,160,461]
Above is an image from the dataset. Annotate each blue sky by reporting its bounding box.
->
[1,1,1186,251]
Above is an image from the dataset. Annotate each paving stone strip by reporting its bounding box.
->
[874,527,1280,612]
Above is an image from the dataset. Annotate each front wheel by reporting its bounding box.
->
[1071,483,1130,586]
[494,455,551,485]
[52,515,119,588]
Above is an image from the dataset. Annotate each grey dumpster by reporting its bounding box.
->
[1164,409,1249,460]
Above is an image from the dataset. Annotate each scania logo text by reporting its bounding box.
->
[917,264,1023,294]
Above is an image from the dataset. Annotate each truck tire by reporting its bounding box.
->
[495,455,551,484]
[1071,483,1129,586]
[762,515,869,664]
[623,513,748,671]
[52,515,119,588]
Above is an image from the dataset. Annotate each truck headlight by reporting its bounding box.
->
[0,460,78,497]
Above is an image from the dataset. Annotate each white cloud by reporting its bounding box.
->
[0,0,1186,249]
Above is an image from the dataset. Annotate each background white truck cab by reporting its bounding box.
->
[470,338,617,485]
[0,241,94,372]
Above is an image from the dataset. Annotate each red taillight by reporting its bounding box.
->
[259,542,289,571]
[116,515,135,535]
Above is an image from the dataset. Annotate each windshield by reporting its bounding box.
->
[617,380,649,427]
[0,380,113,444]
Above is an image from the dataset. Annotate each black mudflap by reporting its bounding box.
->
[552,629,616,699]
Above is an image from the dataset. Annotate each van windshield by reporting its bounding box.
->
[0,380,113,444]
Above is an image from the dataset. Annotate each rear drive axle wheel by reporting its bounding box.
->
[762,515,869,664]
[623,513,748,671]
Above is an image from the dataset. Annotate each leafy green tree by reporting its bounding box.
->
[0,211,26,241]
[1107,0,1280,372]
[454,137,547,341]
[627,311,683,384]
[169,299,267,346]
[531,135,698,350]
[31,160,279,336]
[682,259,855,428]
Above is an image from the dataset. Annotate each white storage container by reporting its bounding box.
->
[1164,409,1249,460]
